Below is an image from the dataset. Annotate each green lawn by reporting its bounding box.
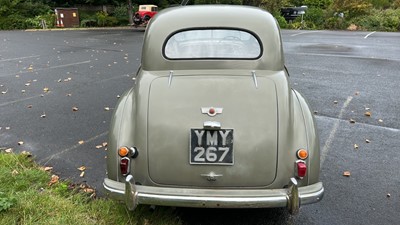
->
[0,149,181,225]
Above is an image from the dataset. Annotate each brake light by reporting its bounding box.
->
[296,161,307,178]
[120,157,130,176]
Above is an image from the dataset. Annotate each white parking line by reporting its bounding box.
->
[2,60,91,77]
[291,31,322,37]
[0,55,41,62]
[40,131,108,164]
[320,96,353,166]
[364,31,376,39]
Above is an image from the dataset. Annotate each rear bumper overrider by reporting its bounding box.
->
[103,176,324,215]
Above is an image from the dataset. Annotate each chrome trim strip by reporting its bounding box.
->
[168,70,174,87]
[251,70,258,88]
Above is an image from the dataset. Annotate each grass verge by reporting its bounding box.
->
[0,149,181,225]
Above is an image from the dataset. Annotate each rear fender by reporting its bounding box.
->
[292,89,320,184]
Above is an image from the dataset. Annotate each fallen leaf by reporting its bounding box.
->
[354,144,359,149]
[43,166,53,171]
[83,188,95,193]
[378,119,383,123]
[77,166,86,171]
[349,119,356,123]
[66,93,72,97]
[364,111,371,117]
[5,148,13,153]
[43,87,49,93]
[27,105,32,108]
[313,111,318,115]
[104,107,110,111]
[28,65,33,70]
[25,83,30,86]
[366,139,371,143]
[387,193,391,198]
[57,79,62,82]
[21,151,32,157]
[80,171,85,177]
[12,170,19,176]
[102,142,108,147]
[5,127,10,130]
[355,91,360,96]
[21,90,26,93]
[1,89,8,94]
[343,171,351,177]
[78,140,84,145]
[333,100,338,104]
[48,174,59,186]
[18,141,24,145]
[117,95,121,98]
[95,145,103,149]
[365,107,370,111]
[72,106,79,112]
[40,113,46,118]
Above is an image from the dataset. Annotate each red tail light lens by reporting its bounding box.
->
[296,161,307,178]
[120,157,130,176]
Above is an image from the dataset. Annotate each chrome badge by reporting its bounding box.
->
[201,107,223,117]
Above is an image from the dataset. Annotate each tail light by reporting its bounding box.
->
[296,160,307,179]
[120,157,130,176]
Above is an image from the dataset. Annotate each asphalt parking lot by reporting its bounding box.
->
[0,28,399,225]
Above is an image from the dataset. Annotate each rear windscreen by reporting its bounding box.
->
[164,29,262,60]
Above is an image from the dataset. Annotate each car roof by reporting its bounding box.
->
[142,5,284,71]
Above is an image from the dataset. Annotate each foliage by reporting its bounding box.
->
[331,0,373,18]
[351,8,400,31]
[0,151,182,224]
[194,0,243,4]
[304,7,325,28]
[0,192,16,212]
[260,0,289,14]
[275,14,288,28]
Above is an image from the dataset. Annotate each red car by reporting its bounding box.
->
[133,5,158,27]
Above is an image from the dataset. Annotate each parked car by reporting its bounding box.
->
[132,4,158,27]
[104,5,324,215]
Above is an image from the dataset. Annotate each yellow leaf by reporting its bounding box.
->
[77,166,86,171]
[364,111,371,117]
[343,171,351,177]
[354,144,359,149]
[102,142,108,147]
[78,140,84,145]
[48,175,59,186]
[43,87,49,93]
[80,171,85,177]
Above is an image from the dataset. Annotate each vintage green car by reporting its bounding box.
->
[103,5,324,214]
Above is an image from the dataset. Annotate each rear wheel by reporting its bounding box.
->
[143,15,151,21]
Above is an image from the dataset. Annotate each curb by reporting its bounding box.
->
[25,26,142,32]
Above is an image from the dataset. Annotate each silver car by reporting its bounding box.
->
[103,5,324,214]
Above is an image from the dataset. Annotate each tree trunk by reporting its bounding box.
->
[127,0,133,24]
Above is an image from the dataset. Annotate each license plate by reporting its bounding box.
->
[190,129,234,165]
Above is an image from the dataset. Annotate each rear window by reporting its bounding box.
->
[164,29,262,59]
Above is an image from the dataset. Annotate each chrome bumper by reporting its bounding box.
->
[103,176,324,215]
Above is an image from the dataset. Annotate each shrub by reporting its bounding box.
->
[275,15,288,28]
